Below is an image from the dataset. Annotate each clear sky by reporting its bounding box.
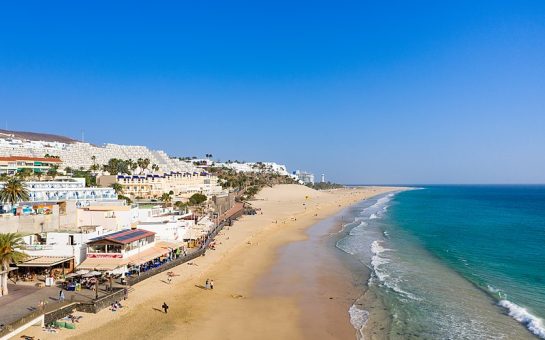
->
[1,1,544,184]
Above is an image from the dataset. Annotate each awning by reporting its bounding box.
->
[127,246,170,266]
[78,257,126,271]
[17,256,73,268]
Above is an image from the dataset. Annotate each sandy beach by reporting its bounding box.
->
[16,184,401,340]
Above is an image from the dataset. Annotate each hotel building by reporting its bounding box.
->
[97,171,223,199]
[0,156,62,175]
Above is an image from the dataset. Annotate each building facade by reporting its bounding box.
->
[97,171,223,199]
[0,156,62,175]
[0,178,118,211]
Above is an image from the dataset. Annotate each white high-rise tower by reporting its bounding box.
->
[321,174,325,183]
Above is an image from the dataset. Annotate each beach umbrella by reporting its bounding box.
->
[76,269,89,275]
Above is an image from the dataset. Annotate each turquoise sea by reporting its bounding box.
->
[338,186,545,339]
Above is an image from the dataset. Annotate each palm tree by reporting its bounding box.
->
[142,158,150,171]
[16,168,33,180]
[0,178,29,207]
[0,233,27,296]
[136,158,144,171]
[47,165,59,179]
[160,192,172,206]
[111,183,123,195]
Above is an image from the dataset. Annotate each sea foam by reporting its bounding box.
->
[349,304,369,339]
[498,300,545,339]
[370,240,421,301]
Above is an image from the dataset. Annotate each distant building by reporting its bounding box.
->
[97,171,223,199]
[321,174,325,183]
[215,161,291,176]
[293,170,315,185]
[0,156,62,175]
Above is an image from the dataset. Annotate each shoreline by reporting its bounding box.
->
[15,184,403,340]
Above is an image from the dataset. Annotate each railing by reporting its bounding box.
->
[22,244,54,251]
[126,222,225,286]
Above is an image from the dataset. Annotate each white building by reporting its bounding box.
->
[294,170,315,185]
[136,208,194,243]
[0,136,201,174]
[21,226,110,266]
[215,161,291,176]
[77,204,139,231]
[77,229,183,275]
[0,178,117,211]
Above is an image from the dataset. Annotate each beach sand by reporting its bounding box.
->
[16,184,401,340]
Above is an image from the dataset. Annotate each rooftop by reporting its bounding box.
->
[0,156,62,163]
[88,229,155,245]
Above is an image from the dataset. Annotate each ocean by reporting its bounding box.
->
[337,186,545,339]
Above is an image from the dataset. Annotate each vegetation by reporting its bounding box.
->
[209,166,297,200]
[46,165,59,179]
[0,178,30,206]
[188,193,207,206]
[160,192,172,206]
[15,168,33,180]
[117,194,132,205]
[72,169,97,186]
[111,183,123,195]
[0,233,28,296]
[102,158,132,175]
[306,182,345,190]
[100,157,152,175]
[174,201,188,211]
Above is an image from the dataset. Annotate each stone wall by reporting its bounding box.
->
[44,302,79,324]
[211,192,236,215]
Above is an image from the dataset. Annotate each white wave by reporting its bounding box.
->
[370,240,421,301]
[498,300,545,339]
[369,213,379,220]
[487,284,500,293]
[348,304,369,339]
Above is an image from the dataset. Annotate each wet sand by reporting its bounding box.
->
[254,211,356,339]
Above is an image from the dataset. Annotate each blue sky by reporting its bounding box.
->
[1,1,544,184]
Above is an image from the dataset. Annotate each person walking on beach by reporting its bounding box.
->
[167,275,172,284]
[205,278,210,289]
[162,302,169,314]
[210,279,214,290]
[59,290,65,302]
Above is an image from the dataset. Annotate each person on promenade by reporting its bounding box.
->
[162,302,169,314]
[210,280,214,290]
[59,290,65,302]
